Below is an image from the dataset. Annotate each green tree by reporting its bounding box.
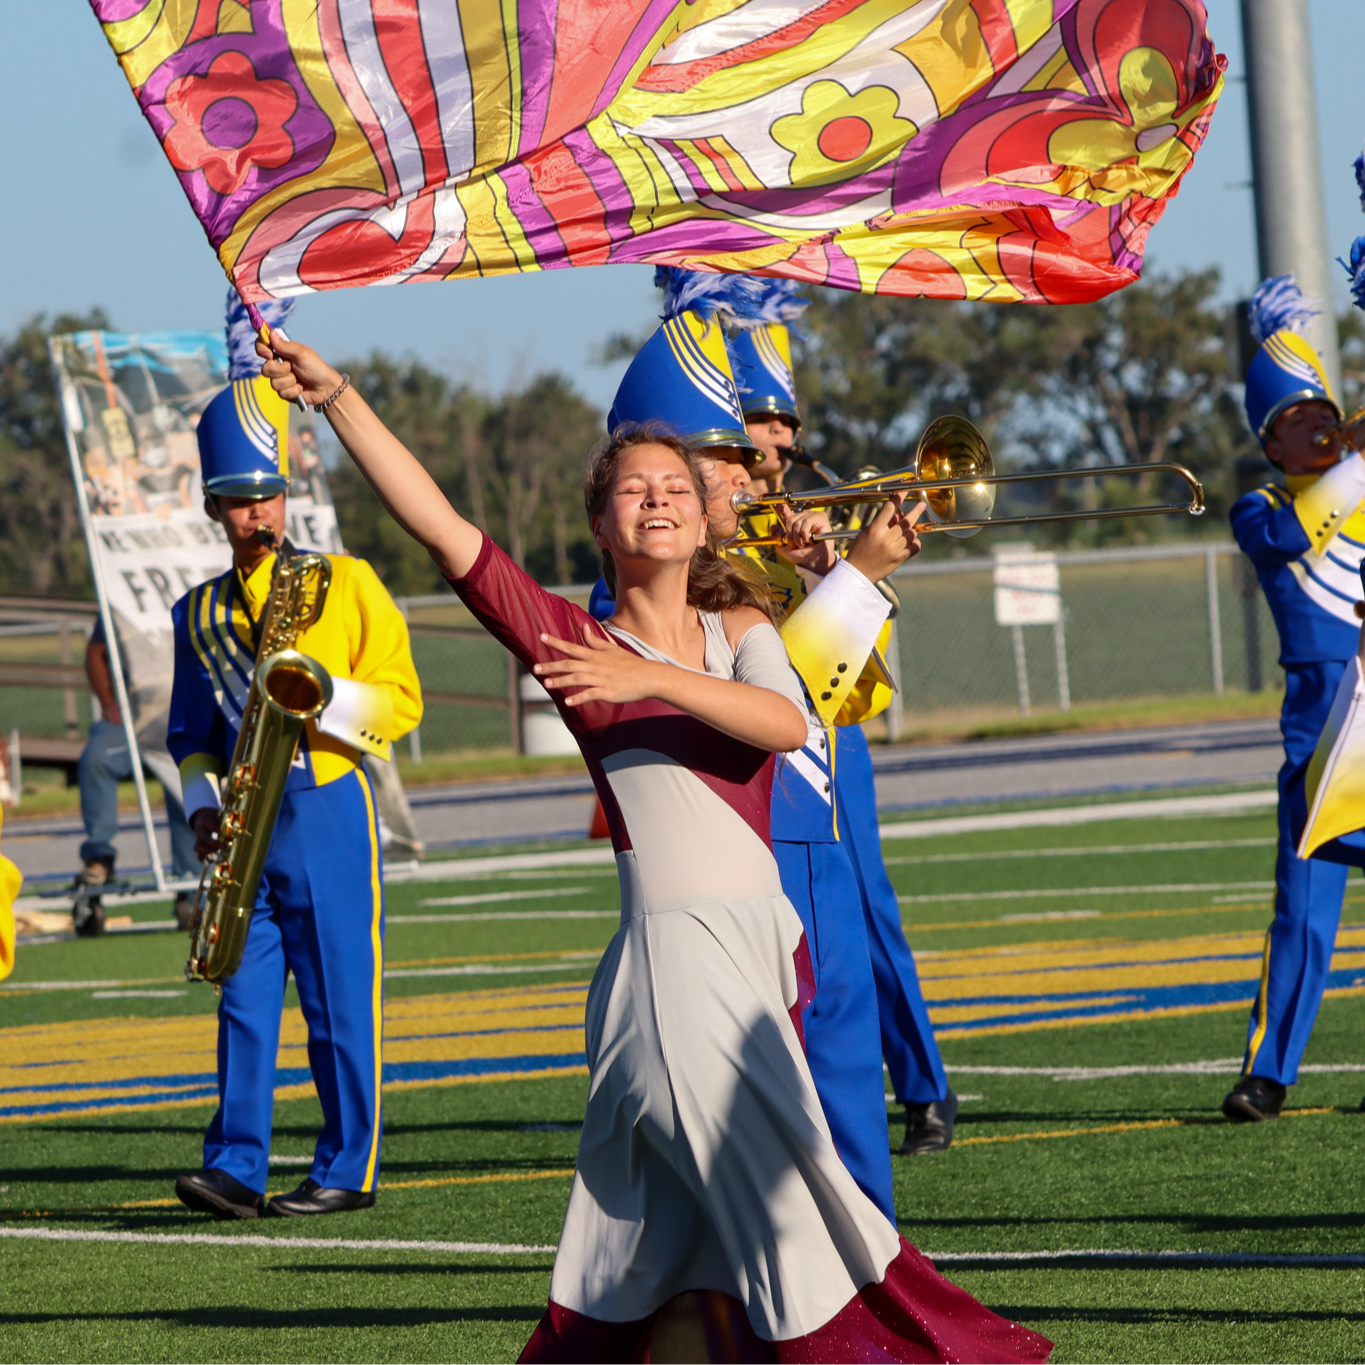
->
[0,310,112,596]
[328,355,603,591]
[326,352,485,596]
[795,267,1241,545]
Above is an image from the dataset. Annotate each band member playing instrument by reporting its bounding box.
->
[601,272,922,1222]
[258,332,1050,1364]
[169,361,421,1219]
[1222,276,1365,1122]
[726,289,960,1155]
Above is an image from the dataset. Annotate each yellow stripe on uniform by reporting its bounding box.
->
[360,768,384,1194]
[1243,925,1274,1075]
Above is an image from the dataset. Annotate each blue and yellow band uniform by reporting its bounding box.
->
[736,541,901,1221]
[169,378,422,1198]
[1230,313,1364,1088]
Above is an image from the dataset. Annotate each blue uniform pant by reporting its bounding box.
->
[773,838,896,1224]
[835,725,950,1105]
[79,720,197,875]
[205,768,385,1195]
[1244,663,1351,1085]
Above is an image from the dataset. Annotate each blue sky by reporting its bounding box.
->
[3,1,1361,410]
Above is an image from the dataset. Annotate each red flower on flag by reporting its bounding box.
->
[163,51,297,196]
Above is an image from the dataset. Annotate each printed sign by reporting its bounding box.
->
[993,547,1062,627]
[50,329,339,757]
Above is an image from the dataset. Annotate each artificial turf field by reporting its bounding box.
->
[2,794,1364,1363]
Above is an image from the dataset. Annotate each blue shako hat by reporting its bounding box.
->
[720,275,808,429]
[199,292,296,498]
[1243,274,1341,443]
[606,269,757,457]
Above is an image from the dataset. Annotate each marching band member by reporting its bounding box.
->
[257,329,1050,1365]
[1222,276,1365,1122]
[726,300,958,1155]
[169,343,421,1218]
[605,273,920,1221]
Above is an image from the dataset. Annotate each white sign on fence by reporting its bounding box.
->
[993,546,1061,626]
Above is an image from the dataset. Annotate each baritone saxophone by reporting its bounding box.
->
[186,531,333,987]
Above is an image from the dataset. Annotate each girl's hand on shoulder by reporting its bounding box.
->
[534,629,662,707]
[255,334,345,409]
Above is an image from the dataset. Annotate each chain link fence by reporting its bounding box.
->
[1,546,1287,760]
[880,542,1283,737]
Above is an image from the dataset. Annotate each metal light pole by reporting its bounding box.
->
[1240,0,1341,395]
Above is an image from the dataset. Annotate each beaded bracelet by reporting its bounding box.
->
[315,373,351,414]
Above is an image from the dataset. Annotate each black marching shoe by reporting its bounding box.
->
[267,1177,376,1217]
[897,1089,959,1155]
[1222,1075,1286,1122]
[175,1167,264,1219]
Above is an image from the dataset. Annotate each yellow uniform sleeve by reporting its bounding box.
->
[777,559,894,727]
[0,811,19,981]
[312,557,423,763]
[1293,453,1365,556]
[832,619,897,726]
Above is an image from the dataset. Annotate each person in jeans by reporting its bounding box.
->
[74,617,197,933]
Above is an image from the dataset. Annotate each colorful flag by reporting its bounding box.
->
[90,0,1223,306]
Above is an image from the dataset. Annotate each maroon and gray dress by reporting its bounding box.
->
[450,536,1050,1364]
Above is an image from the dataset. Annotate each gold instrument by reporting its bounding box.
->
[730,416,1205,548]
[1313,406,1365,448]
[186,531,333,987]
[786,446,902,616]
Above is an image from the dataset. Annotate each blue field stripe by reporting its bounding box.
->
[384,1053,586,1084]
[937,961,1365,1032]
[0,1055,587,1119]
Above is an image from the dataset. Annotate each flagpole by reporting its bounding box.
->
[1240,0,1342,396]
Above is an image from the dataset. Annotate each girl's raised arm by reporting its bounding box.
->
[259,336,483,579]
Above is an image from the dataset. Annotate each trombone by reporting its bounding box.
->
[730,416,1204,546]
[1313,406,1365,448]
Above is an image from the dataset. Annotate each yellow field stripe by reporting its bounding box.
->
[951,1106,1340,1149]
[382,1167,574,1192]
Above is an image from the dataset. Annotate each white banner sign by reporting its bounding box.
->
[51,329,339,753]
[993,547,1061,627]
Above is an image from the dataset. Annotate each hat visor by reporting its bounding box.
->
[688,427,762,466]
[204,472,290,499]
[1258,390,1343,441]
[740,397,801,431]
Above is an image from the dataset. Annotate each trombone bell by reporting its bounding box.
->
[914,416,995,539]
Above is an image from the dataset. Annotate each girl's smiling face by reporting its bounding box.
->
[591,443,707,576]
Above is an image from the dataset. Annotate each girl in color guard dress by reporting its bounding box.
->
[259,334,1051,1365]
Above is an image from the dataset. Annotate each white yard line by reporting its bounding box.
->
[880,791,1277,841]
[924,1248,1365,1268]
[0,1226,554,1255]
[884,838,1272,866]
[390,849,615,883]
[900,881,1274,904]
[389,911,617,925]
[2,955,602,993]
[383,958,598,981]
[3,1227,1355,1270]
[416,887,590,908]
[944,1060,1365,1079]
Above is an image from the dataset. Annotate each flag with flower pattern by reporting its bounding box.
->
[90,0,1224,306]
